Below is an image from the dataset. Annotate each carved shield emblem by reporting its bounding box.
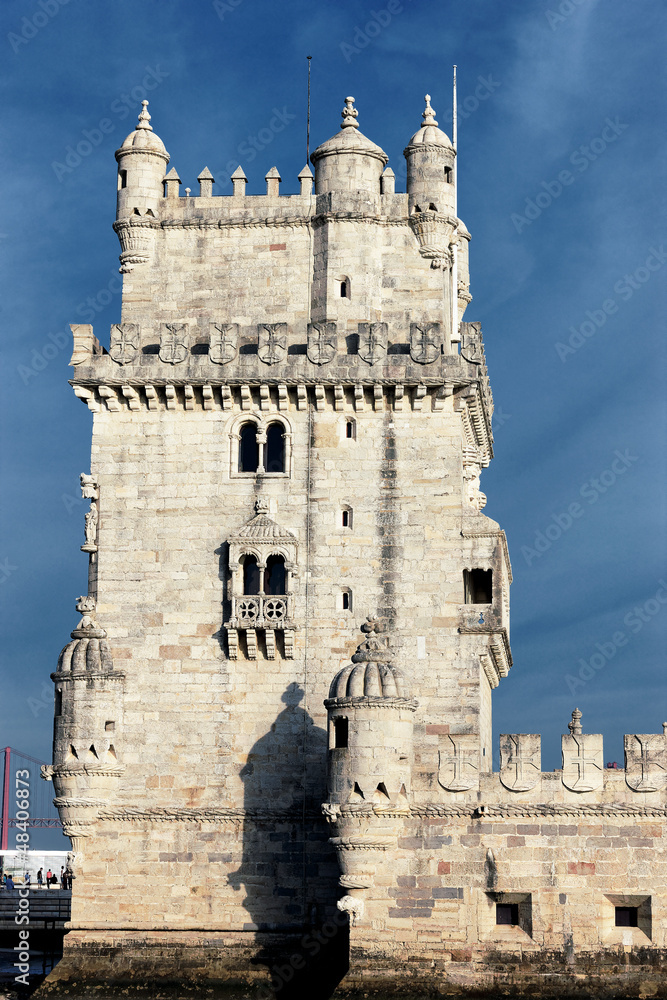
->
[499,734,541,792]
[437,735,479,792]
[410,323,440,364]
[561,733,603,792]
[257,323,287,365]
[159,323,189,364]
[460,323,484,364]
[209,323,238,365]
[624,734,667,792]
[307,322,337,365]
[358,323,386,365]
[109,324,139,365]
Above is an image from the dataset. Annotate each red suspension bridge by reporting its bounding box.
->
[1,746,62,850]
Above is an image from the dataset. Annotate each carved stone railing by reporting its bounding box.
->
[225,594,295,660]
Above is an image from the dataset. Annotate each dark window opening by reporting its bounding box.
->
[346,420,355,439]
[342,509,350,527]
[55,690,62,717]
[264,555,286,595]
[429,202,438,211]
[464,568,493,604]
[239,423,259,472]
[334,717,348,748]
[243,555,261,595]
[265,422,285,473]
[342,591,350,610]
[496,903,519,926]
[119,169,127,189]
[413,204,422,213]
[340,280,348,297]
[444,166,452,183]
[615,906,638,927]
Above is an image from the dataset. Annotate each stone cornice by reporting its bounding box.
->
[114,212,414,234]
[461,528,512,584]
[85,802,667,824]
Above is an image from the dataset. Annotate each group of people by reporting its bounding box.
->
[1,866,74,889]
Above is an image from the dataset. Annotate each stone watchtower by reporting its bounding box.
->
[44,92,667,998]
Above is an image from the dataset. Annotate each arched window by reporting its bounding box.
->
[264,555,286,595]
[345,418,356,440]
[264,422,285,473]
[239,423,259,472]
[444,166,452,183]
[243,555,261,595]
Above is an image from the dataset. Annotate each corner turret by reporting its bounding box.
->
[324,616,417,807]
[404,95,456,216]
[311,97,388,199]
[115,101,170,221]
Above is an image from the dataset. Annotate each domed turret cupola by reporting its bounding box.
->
[115,101,170,221]
[310,97,388,199]
[324,615,417,807]
[404,95,456,216]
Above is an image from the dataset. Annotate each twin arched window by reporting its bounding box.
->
[242,554,286,595]
[238,421,286,474]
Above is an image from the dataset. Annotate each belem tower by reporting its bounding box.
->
[39,91,667,998]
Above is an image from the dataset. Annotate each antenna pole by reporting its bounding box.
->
[451,65,460,346]
[306,56,312,163]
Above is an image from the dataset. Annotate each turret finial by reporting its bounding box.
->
[568,708,583,736]
[341,96,359,130]
[136,100,153,132]
[422,94,438,128]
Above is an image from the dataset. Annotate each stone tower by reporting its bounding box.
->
[44,94,667,998]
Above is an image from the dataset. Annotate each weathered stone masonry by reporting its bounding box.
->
[40,93,667,997]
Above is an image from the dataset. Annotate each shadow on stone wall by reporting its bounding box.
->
[229,682,349,999]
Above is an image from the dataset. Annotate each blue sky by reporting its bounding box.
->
[1,0,665,834]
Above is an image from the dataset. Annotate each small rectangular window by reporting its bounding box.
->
[346,420,354,439]
[464,568,493,604]
[342,592,350,610]
[334,717,348,748]
[615,906,638,927]
[342,510,350,527]
[55,690,62,717]
[496,902,519,926]
[105,721,115,732]
[119,169,127,189]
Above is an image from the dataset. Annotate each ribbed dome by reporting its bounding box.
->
[57,635,114,674]
[405,95,452,151]
[311,95,387,167]
[311,124,388,165]
[329,661,411,700]
[117,101,169,158]
[235,514,297,542]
